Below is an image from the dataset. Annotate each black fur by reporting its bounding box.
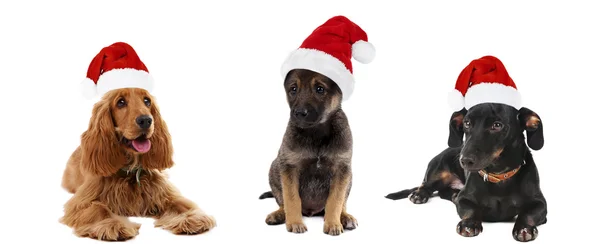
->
[386,103,547,242]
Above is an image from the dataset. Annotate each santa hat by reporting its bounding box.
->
[280,15,375,101]
[80,42,154,99]
[448,55,521,111]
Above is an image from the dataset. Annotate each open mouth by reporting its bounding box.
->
[122,134,152,153]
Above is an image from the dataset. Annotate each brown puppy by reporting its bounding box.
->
[60,88,215,241]
[259,69,357,236]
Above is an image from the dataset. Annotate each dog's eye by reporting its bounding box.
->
[491,122,504,131]
[290,86,297,95]
[116,98,126,108]
[463,121,471,129]
[316,86,324,94]
[144,97,151,107]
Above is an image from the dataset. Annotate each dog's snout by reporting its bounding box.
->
[294,108,309,118]
[136,115,153,129]
[460,157,475,168]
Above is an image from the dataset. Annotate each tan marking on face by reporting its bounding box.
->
[492,147,504,159]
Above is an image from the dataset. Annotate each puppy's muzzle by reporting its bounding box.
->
[294,108,308,118]
[291,106,318,124]
[136,115,153,129]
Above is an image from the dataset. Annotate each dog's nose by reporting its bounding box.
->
[460,157,476,168]
[294,108,309,118]
[136,115,153,129]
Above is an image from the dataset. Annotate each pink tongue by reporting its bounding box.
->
[132,139,151,153]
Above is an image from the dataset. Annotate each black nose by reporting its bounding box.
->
[136,115,153,129]
[460,157,475,168]
[294,108,308,118]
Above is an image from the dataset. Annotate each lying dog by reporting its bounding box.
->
[258,69,358,236]
[386,103,547,242]
[60,88,216,241]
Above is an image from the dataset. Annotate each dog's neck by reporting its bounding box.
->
[115,154,147,186]
[483,136,528,174]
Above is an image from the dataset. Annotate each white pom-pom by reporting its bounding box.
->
[81,78,97,99]
[448,89,465,111]
[352,40,376,64]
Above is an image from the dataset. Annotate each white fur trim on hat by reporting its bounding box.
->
[448,89,465,111]
[81,68,155,99]
[81,78,98,99]
[352,40,375,64]
[463,82,522,110]
[281,48,355,101]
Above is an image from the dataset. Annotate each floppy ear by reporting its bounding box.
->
[140,102,174,170]
[448,108,467,148]
[80,100,126,176]
[518,107,544,150]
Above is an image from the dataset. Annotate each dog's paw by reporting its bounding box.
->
[513,225,538,242]
[323,221,344,236]
[409,190,430,204]
[456,219,483,237]
[340,212,358,230]
[155,210,216,235]
[80,218,141,241]
[286,221,307,234]
[265,209,286,225]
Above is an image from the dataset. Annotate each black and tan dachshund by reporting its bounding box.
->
[386,103,547,242]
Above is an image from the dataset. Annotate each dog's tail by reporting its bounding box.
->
[384,187,418,200]
[259,191,274,199]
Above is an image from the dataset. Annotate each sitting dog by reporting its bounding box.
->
[386,56,547,242]
[60,42,215,241]
[258,69,358,235]
[258,15,374,236]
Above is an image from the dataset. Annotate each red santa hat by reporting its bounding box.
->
[280,15,375,101]
[448,55,521,111]
[80,42,154,99]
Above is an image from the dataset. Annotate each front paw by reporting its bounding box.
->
[155,210,216,235]
[340,212,358,230]
[456,219,483,237]
[323,221,344,236]
[79,218,141,241]
[513,225,538,242]
[409,190,430,204]
[286,221,307,234]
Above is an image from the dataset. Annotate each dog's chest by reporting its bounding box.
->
[479,192,523,221]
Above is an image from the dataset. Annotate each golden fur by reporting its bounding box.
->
[60,88,215,241]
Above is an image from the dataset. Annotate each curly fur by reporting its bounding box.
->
[60,88,215,241]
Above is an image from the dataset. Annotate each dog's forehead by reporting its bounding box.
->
[285,69,333,86]
[466,103,517,122]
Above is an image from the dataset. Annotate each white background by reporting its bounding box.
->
[0,0,598,243]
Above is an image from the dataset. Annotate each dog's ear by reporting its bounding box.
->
[448,108,467,148]
[140,101,174,170]
[81,100,126,176]
[518,107,544,150]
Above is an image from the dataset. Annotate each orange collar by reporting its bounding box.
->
[478,165,522,183]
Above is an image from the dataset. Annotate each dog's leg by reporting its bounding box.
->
[265,206,286,225]
[280,165,306,233]
[340,204,358,230]
[154,196,216,235]
[512,198,547,242]
[323,163,352,236]
[61,201,141,241]
[455,195,483,238]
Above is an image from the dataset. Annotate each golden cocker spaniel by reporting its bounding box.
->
[60,88,215,241]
